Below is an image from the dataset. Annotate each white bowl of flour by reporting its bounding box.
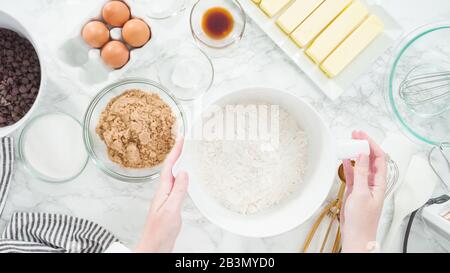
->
[174,88,368,237]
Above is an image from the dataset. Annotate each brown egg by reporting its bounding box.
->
[82,21,110,48]
[102,1,130,27]
[101,41,130,69]
[122,19,151,48]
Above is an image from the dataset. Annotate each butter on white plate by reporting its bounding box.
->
[305,1,369,64]
[290,0,352,48]
[320,15,384,78]
[260,0,292,17]
[276,0,325,34]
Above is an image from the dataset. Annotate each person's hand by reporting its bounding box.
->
[135,138,189,253]
[341,131,387,253]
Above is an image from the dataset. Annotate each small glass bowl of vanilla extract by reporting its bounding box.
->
[190,0,246,50]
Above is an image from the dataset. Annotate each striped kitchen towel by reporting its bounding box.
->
[0,212,119,253]
[0,137,13,217]
[0,137,120,253]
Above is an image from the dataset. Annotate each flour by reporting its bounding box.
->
[193,106,308,215]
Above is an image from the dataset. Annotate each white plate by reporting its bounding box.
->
[240,0,403,100]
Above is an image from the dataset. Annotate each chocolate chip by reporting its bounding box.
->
[11,88,18,96]
[0,28,40,127]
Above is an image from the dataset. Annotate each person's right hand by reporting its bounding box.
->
[341,131,387,253]
[135,138,189,253]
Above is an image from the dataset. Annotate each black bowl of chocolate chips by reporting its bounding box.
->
[0,27,41,134]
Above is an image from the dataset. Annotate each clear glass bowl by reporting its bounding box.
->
[156,41,214,101]
[190,0,246,50]
[19,112,89,183]
[145,0,188,20]
[385,21,450,147]
[83,78,186,182]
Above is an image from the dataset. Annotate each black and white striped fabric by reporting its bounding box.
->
[0,240,59,253]
[0,137,13,217]
[0,137,120,253]
[0,212,119,253]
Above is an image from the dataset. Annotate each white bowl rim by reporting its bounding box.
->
[0,10,45,137]
[177,87,336,237]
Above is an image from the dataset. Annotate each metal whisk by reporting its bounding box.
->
[399,70,450,115]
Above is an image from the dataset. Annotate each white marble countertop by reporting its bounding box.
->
[1,0,449,253]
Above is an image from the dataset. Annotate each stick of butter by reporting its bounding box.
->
[260,0,292,17]
[305,1,369,64]
[290,0,352,48]
[276,0,325,34]
[320,15,384,78]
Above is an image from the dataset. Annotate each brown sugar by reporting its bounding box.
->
[96,89,175,168]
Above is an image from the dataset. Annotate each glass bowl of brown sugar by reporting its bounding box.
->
[83,78,186,183]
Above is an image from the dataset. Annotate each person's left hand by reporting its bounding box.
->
[135,138,189,253]
[340,131,387,252]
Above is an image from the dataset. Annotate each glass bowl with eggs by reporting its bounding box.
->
[83,78,186,183]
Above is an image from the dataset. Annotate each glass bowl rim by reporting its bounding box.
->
[145,0,188,20]
[386,21,450,147]
[18,111,89,184]
[189,0,247,50]
[156,41,215,102]
[83,78,187,183]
